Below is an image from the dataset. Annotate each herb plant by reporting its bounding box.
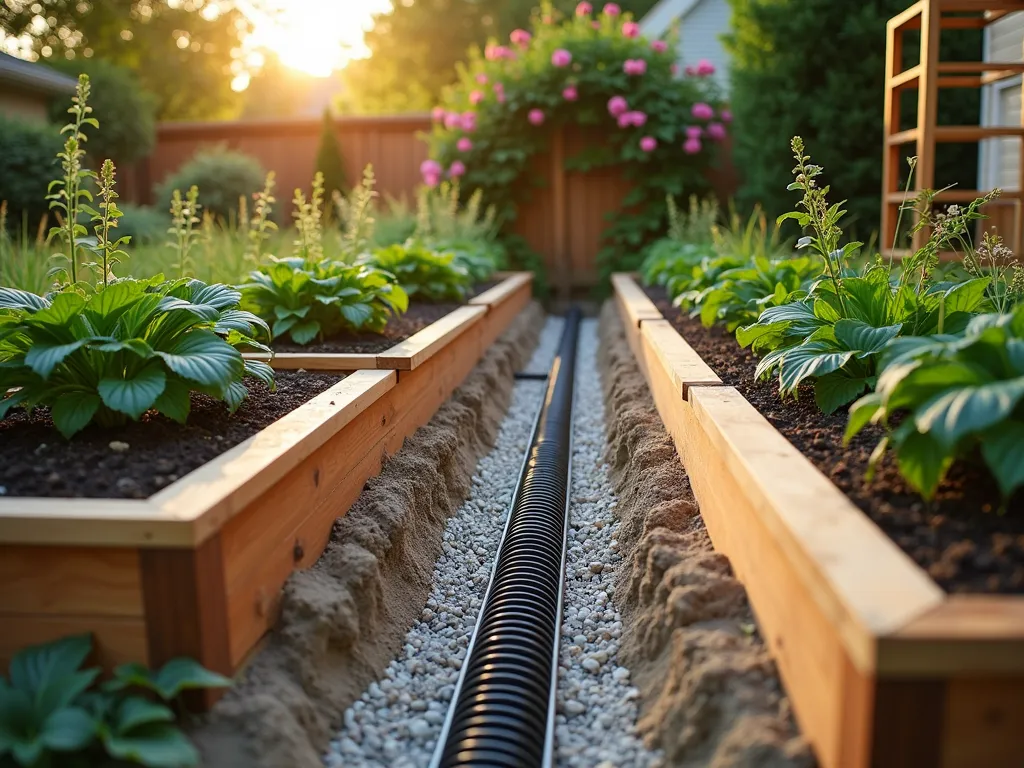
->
[846,307,1024,500]
[413,182,503,282]
[0,633,230,767]
[241,172,408,344]
[366,242,472,302]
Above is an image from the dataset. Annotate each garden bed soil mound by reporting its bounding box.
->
[0,372,342,499]
[190,301,545,768]
[644,285,1024,595]
[598,302,812,767]
[271,281,501,355]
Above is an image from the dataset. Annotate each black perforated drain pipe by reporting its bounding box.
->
[429,309,581,768]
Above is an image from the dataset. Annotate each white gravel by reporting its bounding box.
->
[324,319,562,768]
[322,316,659,768]
[554,319,662,768]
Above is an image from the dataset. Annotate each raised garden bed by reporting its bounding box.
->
[0,273,534,705]
[244,272,532,371]
[612,272,1024,768]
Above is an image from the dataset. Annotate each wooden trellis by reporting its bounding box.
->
[882,0,1024,256]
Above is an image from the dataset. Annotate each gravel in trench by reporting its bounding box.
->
[554,319,662,768]
[324,318,563,768]
[323,316,659,768]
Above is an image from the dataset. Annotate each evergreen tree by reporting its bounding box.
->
[315,108,347,198]
[725,0,981,239]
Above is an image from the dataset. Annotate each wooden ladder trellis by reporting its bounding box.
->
[882,0,1024,256]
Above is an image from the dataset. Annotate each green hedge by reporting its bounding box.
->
[725,0,981,239]
[0,116,61,231]
[156,146,265,223]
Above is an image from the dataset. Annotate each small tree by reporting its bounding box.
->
[315,108,347,199]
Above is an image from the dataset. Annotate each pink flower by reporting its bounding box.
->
[510,28,532,48]
[607,95,629,117]
[444,112,462,130]
[651,40,668,53]
[423,172,441,188]
[691,102,714,120]
[685,125,703,139]
[551,48,572,67]
[528,108,545,126]
[622,21,640,38]
[706,122,727,141]
[457,137,473,152]
[720,109,733,123]
[603,3,621,15]
[461,111,477,132]
[469,90,484,105]
[683,138,702,155]
[617,112,632,128]
[639,136,657,152]
[623,59,647,76]
[431,106,445,121]
[485,44,513,61]
[684,65,696,76]
[494,82,506,103]
[576,1,592,15]
[592,20,601,29]
[626,110,647,127]
[476,73,489,85]
[421,159,442,186]
[448,160,466,178]
[696,58,716,76]
[563,85,578,101]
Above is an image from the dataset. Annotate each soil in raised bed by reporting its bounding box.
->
[271,281,501,355]
[0,371,343,500]
[643,284,1024,595]
[599,303,813,766]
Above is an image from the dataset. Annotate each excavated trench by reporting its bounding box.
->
[192,302,813,768]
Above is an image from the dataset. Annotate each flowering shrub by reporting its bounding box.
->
[424,1,727,281]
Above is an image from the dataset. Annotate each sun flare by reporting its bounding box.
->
[244,0,391,79]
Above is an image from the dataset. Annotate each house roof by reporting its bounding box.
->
[640,0,705,36]
[0,52,77,96]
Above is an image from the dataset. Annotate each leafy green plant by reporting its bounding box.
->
[735,139,994,413]
[0,633,230,767]
[241,172,408,344]
[846,308,1024,500]
[367,242,472,302]
[415,182,503,282]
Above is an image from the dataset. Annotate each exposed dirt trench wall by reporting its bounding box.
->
[192,303,545,768]
[598,302,813,768]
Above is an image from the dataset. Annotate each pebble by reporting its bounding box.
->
[108,440,130,452]
[323,320,564,767]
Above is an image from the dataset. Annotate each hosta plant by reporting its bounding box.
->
[241,172,408,344]
[0,86,274,439]
[845,308,1024,500]
[366,242,472,302]
[0,633,230,767]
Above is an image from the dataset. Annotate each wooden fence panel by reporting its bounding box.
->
[124,116,736,292]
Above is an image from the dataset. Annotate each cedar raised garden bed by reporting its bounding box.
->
[611,273,1024,768]
[0,273,533,703]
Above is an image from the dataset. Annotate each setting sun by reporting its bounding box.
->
[243,0,391,79]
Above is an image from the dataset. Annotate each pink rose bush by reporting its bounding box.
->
[424,3,726,271]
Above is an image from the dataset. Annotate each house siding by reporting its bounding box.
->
[676,0,731,89]
[981,12,1023,191]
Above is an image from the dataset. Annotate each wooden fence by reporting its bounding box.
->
[124,115,737,293]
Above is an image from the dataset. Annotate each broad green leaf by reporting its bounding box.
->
[24,292,86,328]
[895,430,953,499]
[7,634,97,713]
[339,302,374,328]
[833,320,902,356]
[83,281,146,334]
[39,707,95,751]
[98,363,167,420]
[0,287,49,312]
[152,378,192,424]
[222,380,248,412]
[777,342,855,396]
[981,421,1024,497]
[154,330,243,389]
[941,277,991,314]
[271,316,298,338]
[845,392,884,442]
[104,723,199,768]
[51,391,101,439]
[288,320,320,345]
[92,338,154,358]
[914,378,1024,449]
[111,658,232,701]
[0,685,36,757]
[814,373,868,414]
[189,281,241,311]
[112,697,174,732]
[243,360,276,389]
[24,339,91,379]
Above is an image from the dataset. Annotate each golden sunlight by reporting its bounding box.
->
[242,0,391,81]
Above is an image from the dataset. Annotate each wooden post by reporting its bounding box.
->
[915,0,942,252]
[551,127,569,303]
[882,12,907,251]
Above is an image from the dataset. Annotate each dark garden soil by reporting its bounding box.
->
[271,281,501,355]
[0,372,342,500]
[643,285,1024,595]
